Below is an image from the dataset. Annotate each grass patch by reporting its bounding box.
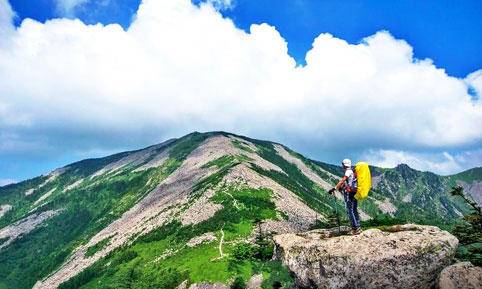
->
[85,236,113,257]
[231,139,255,153]
[202,155,253,170]
[202,155,237,169]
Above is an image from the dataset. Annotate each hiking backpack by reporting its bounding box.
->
[354,162,371,200]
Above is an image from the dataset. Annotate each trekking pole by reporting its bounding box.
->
[334,194,341,234]
[328,188,341,234]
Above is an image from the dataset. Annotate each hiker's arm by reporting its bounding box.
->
[335,176,348,190]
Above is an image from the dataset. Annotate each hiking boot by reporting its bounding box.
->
[348,228,362,235]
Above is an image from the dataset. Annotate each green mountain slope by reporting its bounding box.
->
[0,131,478,289]
[448,167,482,205]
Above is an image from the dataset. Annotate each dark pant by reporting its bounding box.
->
[343,190,360,229]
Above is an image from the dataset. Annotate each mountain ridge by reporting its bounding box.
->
[2,131,479,190]
[0,131,479,289]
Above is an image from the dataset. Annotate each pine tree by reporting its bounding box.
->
[450,186,482,266]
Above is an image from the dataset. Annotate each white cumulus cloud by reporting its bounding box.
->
[0,0,14,40]
[362,149,482,175]
[0,0,481,175]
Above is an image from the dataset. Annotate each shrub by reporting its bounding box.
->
[231,276,246,289]
[231,243,256,261]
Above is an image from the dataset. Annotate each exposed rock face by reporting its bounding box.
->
[0,204,12,218]
[180,189,223,226]
[33,188,56,206]
[274,224,458,289]
[62,179,83,192]
[186,232,217,247]
[188,282,229,289]
[437,262,482,289]
[177,280,189,289]
[24,188,35,196]
[458,180,482,206]
[371,175,382,188]
[90,142,170,178]
[374,198,397,216]
[0,210,61,249]
[402,193,412,203]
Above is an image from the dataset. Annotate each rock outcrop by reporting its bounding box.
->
[437,261,482,289]
[274,224,459,289]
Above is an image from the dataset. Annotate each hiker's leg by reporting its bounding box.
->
[343,191,357,228]
[352,196,361,229]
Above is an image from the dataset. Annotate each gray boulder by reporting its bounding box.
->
[274,224,458,289]
[437,261,482,289]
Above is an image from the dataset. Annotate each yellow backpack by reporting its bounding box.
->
[354,162,371,200]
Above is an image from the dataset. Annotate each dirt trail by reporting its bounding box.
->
[212,224,225,261]
[218,227,225,258]
[224,191,240,209]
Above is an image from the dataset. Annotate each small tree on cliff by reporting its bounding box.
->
[449,185,482,266]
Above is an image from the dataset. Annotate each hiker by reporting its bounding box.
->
[329,159,362,235]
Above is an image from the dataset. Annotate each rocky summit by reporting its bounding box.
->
[274,224,459,289]
[0,132,480,289]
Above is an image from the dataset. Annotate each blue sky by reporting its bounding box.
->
[0,0,481,184]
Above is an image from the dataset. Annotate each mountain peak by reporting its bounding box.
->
[394,163,419,177]
[395,163,413,170]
